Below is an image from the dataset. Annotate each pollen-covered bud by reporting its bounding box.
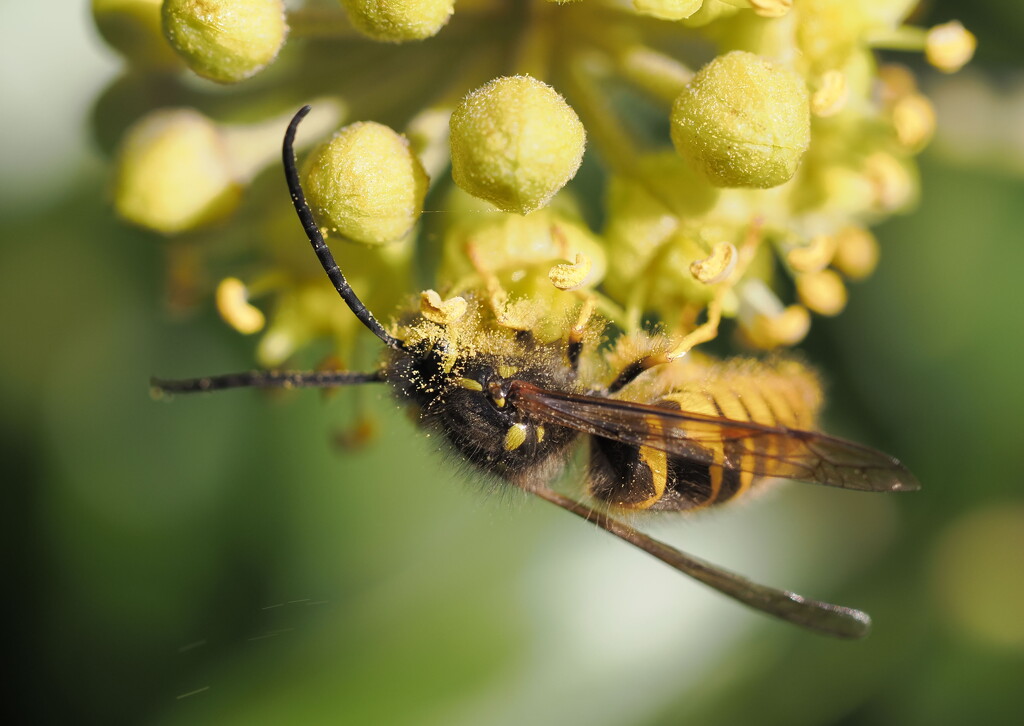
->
[91,0,180,67]
[670,51,810,188]
[449,75,586,215]
[162,0,288,84]
[114,109,242,234]
[303,121,429,246]
[632,0,702,21]
[341,0,455,42]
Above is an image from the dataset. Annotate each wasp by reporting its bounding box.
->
[153,106,919,639]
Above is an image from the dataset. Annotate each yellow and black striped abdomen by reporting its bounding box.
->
[588,358,822,512]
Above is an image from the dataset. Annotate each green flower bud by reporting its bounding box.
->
[633,0,702,22]
[670,51,810,188]
[114,109,242,234]
[91,0,180,68]
[449,75,586,215]
[162,0,288,84]
[341,0,455,42]
[303,122,429,246]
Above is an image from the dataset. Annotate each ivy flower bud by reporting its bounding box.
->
[341,0,455,42]
[303,121,429,246]
[449,76,586,215]
[670,51,810,188]
[114,109,241,234]
[162,0,288,84]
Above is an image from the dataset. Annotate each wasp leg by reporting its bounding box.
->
[525,484,872,639]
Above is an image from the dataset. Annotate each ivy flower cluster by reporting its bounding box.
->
[93,0,974,367]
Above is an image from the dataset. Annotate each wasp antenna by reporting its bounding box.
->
[151,369,385,396]
[528,486,872,639]
[283,106,405,350]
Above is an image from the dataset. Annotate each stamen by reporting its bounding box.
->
[420,289,468,325]
[926,21,977,74]
[549,252,593,291]
[749,0,792,20]
[216,277,265,334]
[832,226,879,281]
[787,235,836,274]
[690,241,737,284]
[796,270,848,317]
[892,93,936,149]
[811,70,848,118]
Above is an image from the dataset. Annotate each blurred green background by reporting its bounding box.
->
[2,2,1022,725]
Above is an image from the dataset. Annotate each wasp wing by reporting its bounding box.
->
[510,381,919,493]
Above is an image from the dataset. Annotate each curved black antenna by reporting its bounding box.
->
[151,369,385,395]
[284,106,405,350]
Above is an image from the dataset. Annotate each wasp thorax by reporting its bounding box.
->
[384,325,580,486]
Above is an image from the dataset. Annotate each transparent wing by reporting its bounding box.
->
[509,381,919,492]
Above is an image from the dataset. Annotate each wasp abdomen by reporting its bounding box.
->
[588,434,745,511]
[588,359,823,511]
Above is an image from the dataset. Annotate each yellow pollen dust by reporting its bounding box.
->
[216,277,265,334]
[419,289,468,325]
[549,252,593,291]
[689,241,737,284]
[504,424,529,452]
[458,377,484,392]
